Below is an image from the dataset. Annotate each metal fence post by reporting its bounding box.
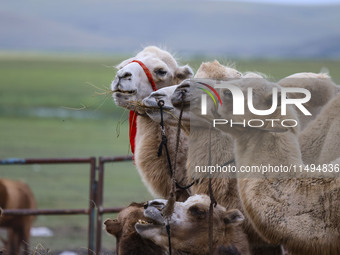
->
[95,155,133,254]
[88,157,97,254]
[95,157,105,255]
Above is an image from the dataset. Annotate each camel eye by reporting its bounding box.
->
[155,69,167,76]
[189,205,206,219]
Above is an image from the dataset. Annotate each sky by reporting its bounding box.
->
[219,0,340,4]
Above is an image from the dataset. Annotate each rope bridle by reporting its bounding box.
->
[157,90,188,255]
[127,60,158,156]
[157,100,174,177]
[129,60,157,91]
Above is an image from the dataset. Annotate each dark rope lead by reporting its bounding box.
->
[221,158,235,167]
[157,100,173,177]
[157,99,173,255]
[166,222,172,255]
[208,126,217,255]
[175,179,199,190]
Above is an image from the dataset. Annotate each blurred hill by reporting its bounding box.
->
[1,0,340,58]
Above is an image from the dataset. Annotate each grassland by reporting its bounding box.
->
[0,53,339,252]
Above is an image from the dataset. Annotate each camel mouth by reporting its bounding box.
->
[112,89,137,95]
[135,217,164,232]
[136,218,163,226]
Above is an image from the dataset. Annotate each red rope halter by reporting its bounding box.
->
[128,60,158,155]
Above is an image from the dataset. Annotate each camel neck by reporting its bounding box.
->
[234,129,303,174]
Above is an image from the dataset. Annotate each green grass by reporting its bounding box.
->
[0,53,339,252]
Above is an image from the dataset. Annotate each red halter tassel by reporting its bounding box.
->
[128,60,157,155]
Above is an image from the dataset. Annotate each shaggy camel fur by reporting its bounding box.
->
[104,202,167,255]
[111,46,193,200]
[299,91,340,164]
[278,72,339,130]
[0,179,37,255]
[136,194,250,255]
[211,78,340,255]
[145,61,283,254]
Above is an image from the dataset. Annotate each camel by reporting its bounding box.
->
[141,62,340,254]
[0,178,37,255]
[278,72,340,164]
[207,78,340,255]
[136,194,251,255]
[111,46,194,200]
[278,72,339,130]
[104,202,167,255]
[299,91,340,165]
[143,61,283,254]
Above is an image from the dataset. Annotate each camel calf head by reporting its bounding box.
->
[104,202,166,255]
[136,194,250,255]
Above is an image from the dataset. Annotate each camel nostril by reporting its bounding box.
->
[148,201,166,210]
[118,71,132,80]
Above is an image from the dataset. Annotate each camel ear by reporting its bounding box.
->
[116,57,135,70]
[104,218,122,237]
[175,65,194,80]
[223,209,244,225]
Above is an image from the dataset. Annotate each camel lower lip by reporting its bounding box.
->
[144,105,173,111]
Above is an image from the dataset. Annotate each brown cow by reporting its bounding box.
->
[0,178,37,255]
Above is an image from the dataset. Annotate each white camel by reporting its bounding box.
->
[299,91,340,165]
[111,46,193,200]
[207,78,340,255]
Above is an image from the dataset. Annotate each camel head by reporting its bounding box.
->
[135,194,245,254]
[142,83,191,128]
[171,61,243,126]
[171,60,242,107]
[104,203,144,254]
[104,202,165,255]
[111,46,193,114]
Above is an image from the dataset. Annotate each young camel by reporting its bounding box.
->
[111,46,193,200]
[136,194,251,255]
[0,179,37,255]
[143,61,283,254]
[207,78,340,255]
[104,202,167,255]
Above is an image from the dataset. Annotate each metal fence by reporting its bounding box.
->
[0,156,133,255]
